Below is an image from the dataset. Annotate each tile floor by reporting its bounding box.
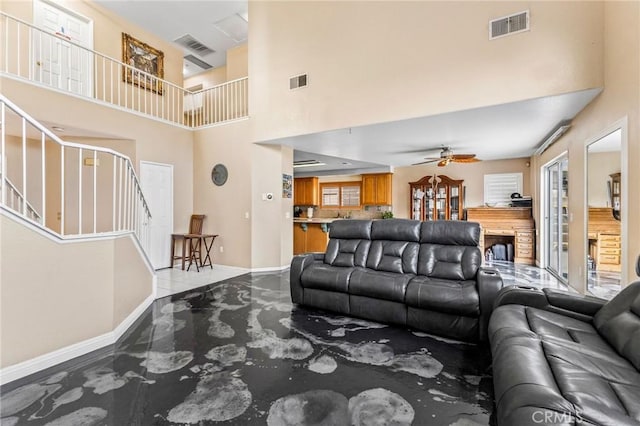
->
[0,261,616,425]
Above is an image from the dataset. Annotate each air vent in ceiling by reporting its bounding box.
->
[290,74,308,90]
[184,54,212,70]
[293,159,326,168]
[489,11,529,40]
[174,34,215,56]
[213,14,248,43]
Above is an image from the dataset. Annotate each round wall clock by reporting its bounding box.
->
[211,164,228,186]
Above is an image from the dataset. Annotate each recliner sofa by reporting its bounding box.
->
[489,266,640,425]
[290,219,503,341]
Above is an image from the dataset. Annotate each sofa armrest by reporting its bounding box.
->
[542,288,606,316]
[289,253,324,303]
[477,267,504,341]
[493,286,606,323]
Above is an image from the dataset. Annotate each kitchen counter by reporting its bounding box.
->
[293,218,342,224]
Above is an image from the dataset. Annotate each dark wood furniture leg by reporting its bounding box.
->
[187,236,201,272]
[200,235,218,269]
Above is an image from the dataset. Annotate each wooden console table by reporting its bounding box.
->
[466,207,535,265]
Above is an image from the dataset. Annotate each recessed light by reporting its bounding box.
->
[52,126,64,132]
[341,162,352,166]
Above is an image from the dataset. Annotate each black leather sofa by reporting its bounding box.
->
[489,270,640,425]
[290,219,503,341]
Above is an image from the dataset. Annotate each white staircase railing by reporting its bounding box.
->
[0,12,248,128]
[0,94,151,249]
[0,173,42,223]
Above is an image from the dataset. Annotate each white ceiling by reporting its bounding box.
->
[95,0,248,78]
[268,88,601,173]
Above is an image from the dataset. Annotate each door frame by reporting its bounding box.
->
[139,160,173,270]
[540,151,569,279]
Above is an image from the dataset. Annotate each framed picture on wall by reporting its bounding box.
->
[122,33,164,94]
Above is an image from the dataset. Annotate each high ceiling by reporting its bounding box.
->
[89,2,600,174]
[95,0,248,78]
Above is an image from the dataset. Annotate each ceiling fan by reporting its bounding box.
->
[413,147,481,167]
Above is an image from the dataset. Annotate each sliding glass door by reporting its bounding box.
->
[545,155,569,281]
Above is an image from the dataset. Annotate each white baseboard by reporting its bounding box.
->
[250,264,290,273]
[0,294,154,386]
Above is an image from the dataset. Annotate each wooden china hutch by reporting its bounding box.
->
[409,175,464,221]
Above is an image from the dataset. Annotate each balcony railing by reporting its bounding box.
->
[1,93,152,249]
[0,12,248,128]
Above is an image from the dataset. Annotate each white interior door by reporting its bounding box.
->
[33,0,93,96]
[140,161,173,270]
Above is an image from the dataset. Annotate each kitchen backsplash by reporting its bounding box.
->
[301,206,392,220]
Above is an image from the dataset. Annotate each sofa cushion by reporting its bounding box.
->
[324,239,370,267]
[370,219,420,242]
[405,276,479,316]
[420,221,480,246]
[350,269,413,303]
[366,241,419,274]
[417,244,481,280]
[593,281,640,370]
[300,264,354,293]
[490,302,640,425]
[328,219,372,239]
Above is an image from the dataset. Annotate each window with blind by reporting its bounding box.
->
[320,182,362,208]
[484,173,523,205]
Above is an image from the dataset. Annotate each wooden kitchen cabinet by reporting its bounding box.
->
[362,173,392,205]
[294,177,319,206]
[293,222,330,255]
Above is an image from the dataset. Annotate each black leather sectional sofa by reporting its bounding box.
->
[489,278,640,425]
[290,219,503,341]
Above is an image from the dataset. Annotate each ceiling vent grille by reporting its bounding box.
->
[290,74,308,90]
[184,54,212,70]
[490,11,529,40]
[174,34,215,56]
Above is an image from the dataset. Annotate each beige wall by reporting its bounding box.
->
[193,121,253,268]
[251,144,293,268]
[532,1,639,291]
[184,67,228,90]
[393,158,531,219]
[227,44,248,81]
[587,151,620,208]
[113,236,152,326]
[0,215,152,368]
[249,1,603,143]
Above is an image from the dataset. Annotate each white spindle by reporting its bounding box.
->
[60,145,65,236]
[41,132,46,224]
[21,117,26,216]
[93,150,97,233]
[112,155,116,231]
[78,148,82,234]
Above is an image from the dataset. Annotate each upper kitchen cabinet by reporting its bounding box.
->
[362,173,393,205]
[294,177,319,206]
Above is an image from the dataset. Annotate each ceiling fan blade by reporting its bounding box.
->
[452,157,481,163]
[411,157,440,166]
[450,154,476,160]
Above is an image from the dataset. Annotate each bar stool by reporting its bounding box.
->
[170,214,205,270]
